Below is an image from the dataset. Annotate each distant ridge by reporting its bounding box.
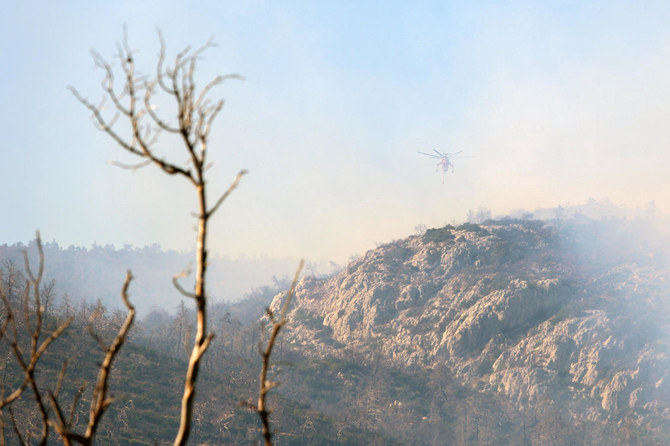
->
[0,241,297,315]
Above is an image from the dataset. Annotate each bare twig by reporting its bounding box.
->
[208,170,248,217]
[68,86,195,181]
[0,315,72,409]
[84,271,135,441]
[48,271,134,446]
[69,383,88,428]
[8,407,26,446]
[107,159,152,170]
[54,361,68,399]
[172,267,196,299]
[257,260,303,446]
[47,391,73,446]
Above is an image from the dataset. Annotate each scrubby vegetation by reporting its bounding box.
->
[422,226,456,244]
[4,214,670,444]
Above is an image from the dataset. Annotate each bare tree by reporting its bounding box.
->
[257,260,303,446]
[69,28,246,445]
[70,28,302,445]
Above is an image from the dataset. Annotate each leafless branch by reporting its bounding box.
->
[257,260,303,446]
[69,383,87,428]
[0,313,71,409]
[194,74,243,115]
[46,271,134,446]
[54,361,68,398]
[209,169,249,217]
[173,267,196,299]
[71,84,195,181]
[144,82,180,133]
[8,407,26,446]
[47,391,72,446]
[84,270,135,441]
[107,159,152,170]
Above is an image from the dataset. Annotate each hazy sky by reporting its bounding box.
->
[2,1,670,264]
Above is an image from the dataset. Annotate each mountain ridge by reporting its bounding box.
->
[272,217,670,439]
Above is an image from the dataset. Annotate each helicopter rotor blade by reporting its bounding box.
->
[433,149,445,157]
[418,151,441,158]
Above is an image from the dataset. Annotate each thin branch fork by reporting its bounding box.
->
[172,266,196,299]
[68,86,195,182]
[85,270,135,441]
[70,39,194,181]
[48,271,135,446]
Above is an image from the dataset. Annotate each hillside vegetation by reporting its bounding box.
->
[3,216,669,444]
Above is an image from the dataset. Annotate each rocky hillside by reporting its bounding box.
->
[272,218,670,436]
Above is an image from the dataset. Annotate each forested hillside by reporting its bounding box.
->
[3,216,669,444]
[0,241,296,315]
[0,268,398,444]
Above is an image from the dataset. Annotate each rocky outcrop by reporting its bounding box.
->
[271,219,670,426]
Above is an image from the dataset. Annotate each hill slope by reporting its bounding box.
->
[273,218,670,441]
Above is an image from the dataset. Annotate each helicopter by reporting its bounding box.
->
[418,149,469,183]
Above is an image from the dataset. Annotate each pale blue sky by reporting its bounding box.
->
[2,1,670,263]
